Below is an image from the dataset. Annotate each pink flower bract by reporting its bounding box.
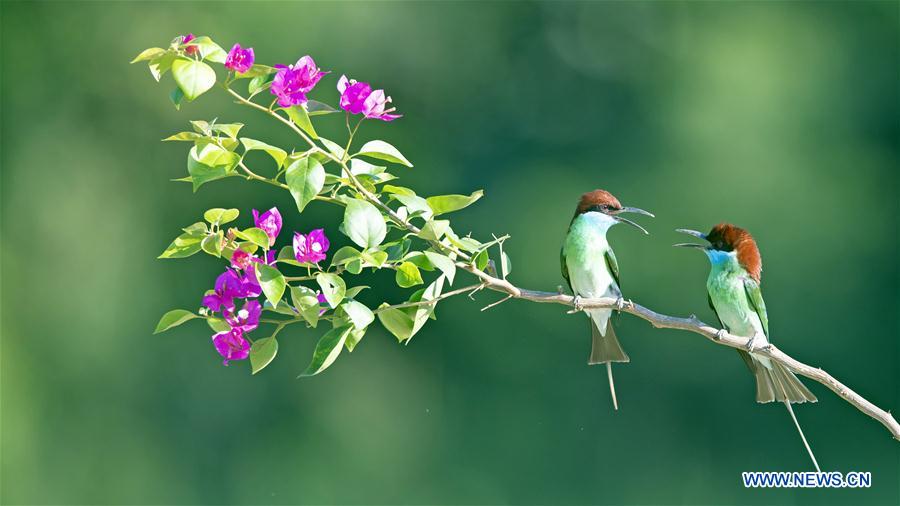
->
[270,55,327,108]
[337,75,402,122]
[225,43,255,74]
[212,328,250,366]
[293,229,329,264]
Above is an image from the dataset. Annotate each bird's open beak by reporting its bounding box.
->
[612,206,653,234]
[673,228,708,249]
[619,206,655,218]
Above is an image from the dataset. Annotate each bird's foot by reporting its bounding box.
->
[714,329,727,341]
[615,297,626,311]
[745,335,758,353]
[567,295,583,314]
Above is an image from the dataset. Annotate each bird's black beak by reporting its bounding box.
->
[612,206,653,235]
[673,228,708,249]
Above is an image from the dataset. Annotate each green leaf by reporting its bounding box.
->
[285,157,325,213]
[207,317,231,333]
[377,306,416,343]
[341,300,374,331]
[384,238,412,262]
[307,100,339,116]
[240,138,287,168]
[201,232,224,257]
[163,131,203,142]
[426,190,484,215]
[424,251,457,284]
[299,325,353,377]
[345,328,366,353]
[290,286,322,328]
[350,158,385,176]
[159,233,203,258]
[395,261,424,288]
[345,260,362,274]
[236,64,276,80]
[284,105,318,139]
[203,208,239,225]
[474,250,489,271]
[330,246,362,267]
[148,52,176,81]
[382,184,416,196]
[190,36,227,63]
[418,219,450,241]
[248,73,273,96]
[346,285,369,299]
[501,251,512,278]
[182,222,208,235]
[341,199,386,249]
[394,194,433,220]
[356,140,413,167]
[319,137,346,160]
[316,273,346,308]
[154,309,198,334]
[234,227,270,249]
[250,336,279,374]
[255,263,286,308]
[360,250,388,268]
[187,144,239,192]
[131,47,167,63]
[405,252,435,271]
[170,87,184,110]
[171,58,216,101]
[210,123,244,139]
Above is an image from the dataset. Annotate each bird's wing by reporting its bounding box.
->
[604,248,620,289]
[743,277,770,338]
[707,293,725,329]
[712,292,757,374]
[560,247,572,292]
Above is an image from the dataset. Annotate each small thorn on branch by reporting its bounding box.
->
[481,294,513,312]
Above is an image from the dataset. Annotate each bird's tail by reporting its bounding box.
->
[590,319,629,410]
[739,351,817,404]
[739,351,820,471]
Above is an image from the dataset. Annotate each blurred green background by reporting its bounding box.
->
[2,1,898,505]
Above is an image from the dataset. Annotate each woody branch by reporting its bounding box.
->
[233,75,900,445]
[459,264,900,442]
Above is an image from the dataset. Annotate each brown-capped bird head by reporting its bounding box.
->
[573,189,654,234]
[674,222,762,282]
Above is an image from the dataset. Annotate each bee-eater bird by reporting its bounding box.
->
[674,223,820,470]
[561,189,653,410]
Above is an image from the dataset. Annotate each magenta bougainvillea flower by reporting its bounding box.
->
[202,269,244,312]
[337,75,401,121]
[252,207,282,246]
[181,33,198,55]
[225,43,255,74]
[270,56,328,108]
[293,229,329,264]
[225,300,262,332]
[230,249,253,270]
[239,265,262,299]
[317,292,328,315]
[212,328,250,366]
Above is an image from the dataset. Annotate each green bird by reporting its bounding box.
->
[675,223,820,470]
[561,189,653,410]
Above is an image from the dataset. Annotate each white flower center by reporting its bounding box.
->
[312,243,322,252]
[238,309,249,319]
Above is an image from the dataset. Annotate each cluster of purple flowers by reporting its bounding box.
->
[182,33,401,121]
[201,207,333,365]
